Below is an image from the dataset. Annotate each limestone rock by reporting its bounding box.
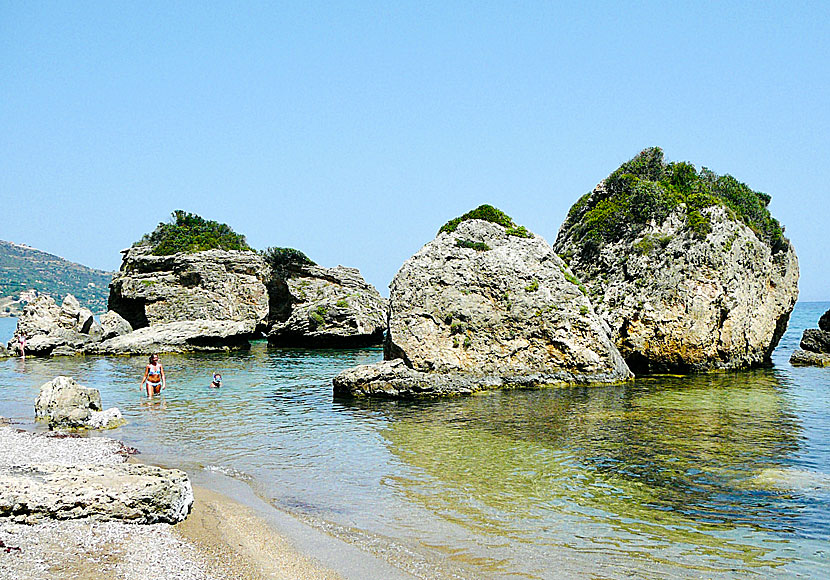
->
[108,246,269,329]
[0,463,193,524]
[790,349,830,367]
[335,219,632,398]
[100,309,133,340]
[34,376,123,430]
[554,187,799,373]
[89,320,255,355]
[267,264,386,347]
[7,294,102,357]
[800,329,830,354]
[789,308,830,366]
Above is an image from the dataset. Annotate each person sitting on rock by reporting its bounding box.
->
[140,353,166,398]
[210,373,222,388]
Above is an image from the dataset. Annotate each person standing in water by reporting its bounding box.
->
[210,372,222,388]
[140,353,166,398]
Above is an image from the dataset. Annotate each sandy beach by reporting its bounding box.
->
[0,424,349,580]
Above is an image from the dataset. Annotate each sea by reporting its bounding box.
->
[1,302,828,579]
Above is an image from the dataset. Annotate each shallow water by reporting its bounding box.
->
[1,304,829,578]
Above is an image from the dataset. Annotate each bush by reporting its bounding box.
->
[455,239,491,251]
[567,148,785,250]
[261,247,315,271]
[138,210,252,255]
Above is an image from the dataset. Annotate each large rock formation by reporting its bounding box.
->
[7,294,103,356]
[266,262,386,348]
[35,376,124,430]
[790,307,830,366]
[0,463,192,524]
[553,149,799,373]
[88,320,255,354]
[335,214,632,398]
[106,246,269,350]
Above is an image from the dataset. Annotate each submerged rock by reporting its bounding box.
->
[790,307,830,366]
[553,149,799,373]
[34,376,124,430]
[335,211,632,398]
[266,261,386,348]
[8,294,103,357]
[0,463,192,524]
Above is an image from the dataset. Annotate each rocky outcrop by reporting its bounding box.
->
[100,310,133,340]
[7,295,103,356]
[553,155,799,373]
[34,376,124,430]
[267,263,386,347]
[790,308,830,366]
[106,246,269,350]
[88,320,254,354]
[334,218,632,398]
[0,463,192,524]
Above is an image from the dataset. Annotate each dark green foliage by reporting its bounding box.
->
[455,239,491,251]
[440,205,514,234]
[440,203,534,239]
[139,210,252,255]
[567,148,785,251]
[261,247,316,270]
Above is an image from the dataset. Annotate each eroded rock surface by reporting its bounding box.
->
[0,463,192,524]
[7,294,104,356]
[34,376,124,430]
[106,246,269,351]
[790,307,830,366]
[267,264,386,347]
[335,219,632,398]
[89,320,255,354]
[554,178,798,373]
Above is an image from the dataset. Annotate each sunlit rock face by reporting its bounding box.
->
[790,307,830,367]
[335,218,632,398]
[266,263,386,348]
[108,246,269,329]
[554,182,798,373]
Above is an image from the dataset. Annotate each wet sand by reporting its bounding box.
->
[175,485,344,580]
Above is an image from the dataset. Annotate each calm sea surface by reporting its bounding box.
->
[1,303,829,579]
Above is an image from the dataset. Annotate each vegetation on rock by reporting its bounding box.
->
[137,210,252,255]
[564,148,786,253]
[439,204,533,238]
[455,239,491,251]
[261,246,316,271]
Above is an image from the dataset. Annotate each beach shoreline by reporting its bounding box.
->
[0,423,410,580]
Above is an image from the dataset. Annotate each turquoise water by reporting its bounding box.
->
[1,304,829,578]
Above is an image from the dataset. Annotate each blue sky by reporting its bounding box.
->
[1,1,827,300]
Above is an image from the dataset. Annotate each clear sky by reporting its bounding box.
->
[1,2,828,300]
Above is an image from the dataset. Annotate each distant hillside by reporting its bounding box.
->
[0,240,113,316]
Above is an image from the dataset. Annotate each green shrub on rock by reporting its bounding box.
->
[261,247,316,270]
[440,204,533,238]
[565,148,786,252]
[138,210,252,255]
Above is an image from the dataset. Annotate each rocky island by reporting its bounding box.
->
[334,205,633,398]
[553,148,799,373]
[263,247,386,348]
[6,211,387,356]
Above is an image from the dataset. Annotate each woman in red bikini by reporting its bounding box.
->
[140,353,166,398]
